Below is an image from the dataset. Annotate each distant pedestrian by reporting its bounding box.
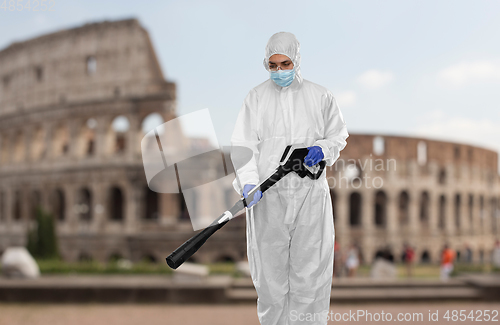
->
[493,240,500,269]
[403,244,415,278]
[345,244,360,277]
[333,241,342,277]
[440,244,455,281]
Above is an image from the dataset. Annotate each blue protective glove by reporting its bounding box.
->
[243,184,263,208]
[304,146,324,167]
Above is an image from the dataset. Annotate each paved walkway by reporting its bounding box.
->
[0,301,499,325]
[0,274,498,303]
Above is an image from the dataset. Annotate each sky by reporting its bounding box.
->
[1,0,500,170]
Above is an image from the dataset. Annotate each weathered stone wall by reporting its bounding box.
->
[332,134,500,264]
[0,18,498,267]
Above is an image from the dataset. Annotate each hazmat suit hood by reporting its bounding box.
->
[263,32,303,84]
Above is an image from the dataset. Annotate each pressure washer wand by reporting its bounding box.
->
[166,144,325,269]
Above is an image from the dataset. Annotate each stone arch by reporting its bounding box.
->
[468,194,474,232]
[31,125,46,160]
[144,186,159,220]
[13,130,25,163]
[374,249,385,260]
[180,191,199,222]
[438,195,446,230]
[349,192,362,226]
[398,190,410,225]
[490,197,498,233]
[454,193,461,229]
[141,112,165,136]
[216,255,236,263]
[374,190,387,227]
[107,115,130,155]
[51,188,65,221]
[13,190,22,221]
[479,195,485,227]
[52,123,70,157]
[374,247,394,262]
[421,250,431,263]
[419,191,429,225]
[76,187,92,221]
[438,168,446,185]
[330,189,336,222]
[0,133,8,165]
[345,163,363,187]
[496,197,500,234]
[0,190,4,222]
[30,190,41,220]
[77,118,97,157]
[111,115,130,153]
[179,194,190,221]
[108,186,124,221]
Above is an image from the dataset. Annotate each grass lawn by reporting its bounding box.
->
[34,259,244,277]
[29,259,500,278]
[357,263,499,279]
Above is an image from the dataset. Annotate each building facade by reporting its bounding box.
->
[0,19,498,265]
[331,134,500,264]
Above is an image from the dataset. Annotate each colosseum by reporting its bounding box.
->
[332,134,499,264]
[0,18,499,266]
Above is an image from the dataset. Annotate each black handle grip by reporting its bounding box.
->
[280,146,326,180]
[305,160,326,180]
[166,220,228,269]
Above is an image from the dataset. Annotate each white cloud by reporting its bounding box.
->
[357,69,394,89]
[437,60,500,87]
[334,91,356,107]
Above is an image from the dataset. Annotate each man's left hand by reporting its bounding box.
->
[304,146,324,167]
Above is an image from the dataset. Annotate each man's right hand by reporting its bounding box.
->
[243,184,263,208]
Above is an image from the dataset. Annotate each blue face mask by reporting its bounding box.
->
[270,67,295,87]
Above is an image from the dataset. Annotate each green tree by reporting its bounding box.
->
[26,207,60,260]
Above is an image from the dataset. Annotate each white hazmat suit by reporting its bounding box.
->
[231,32,349,325]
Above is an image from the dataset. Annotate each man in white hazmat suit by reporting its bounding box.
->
[231,32,349,325]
